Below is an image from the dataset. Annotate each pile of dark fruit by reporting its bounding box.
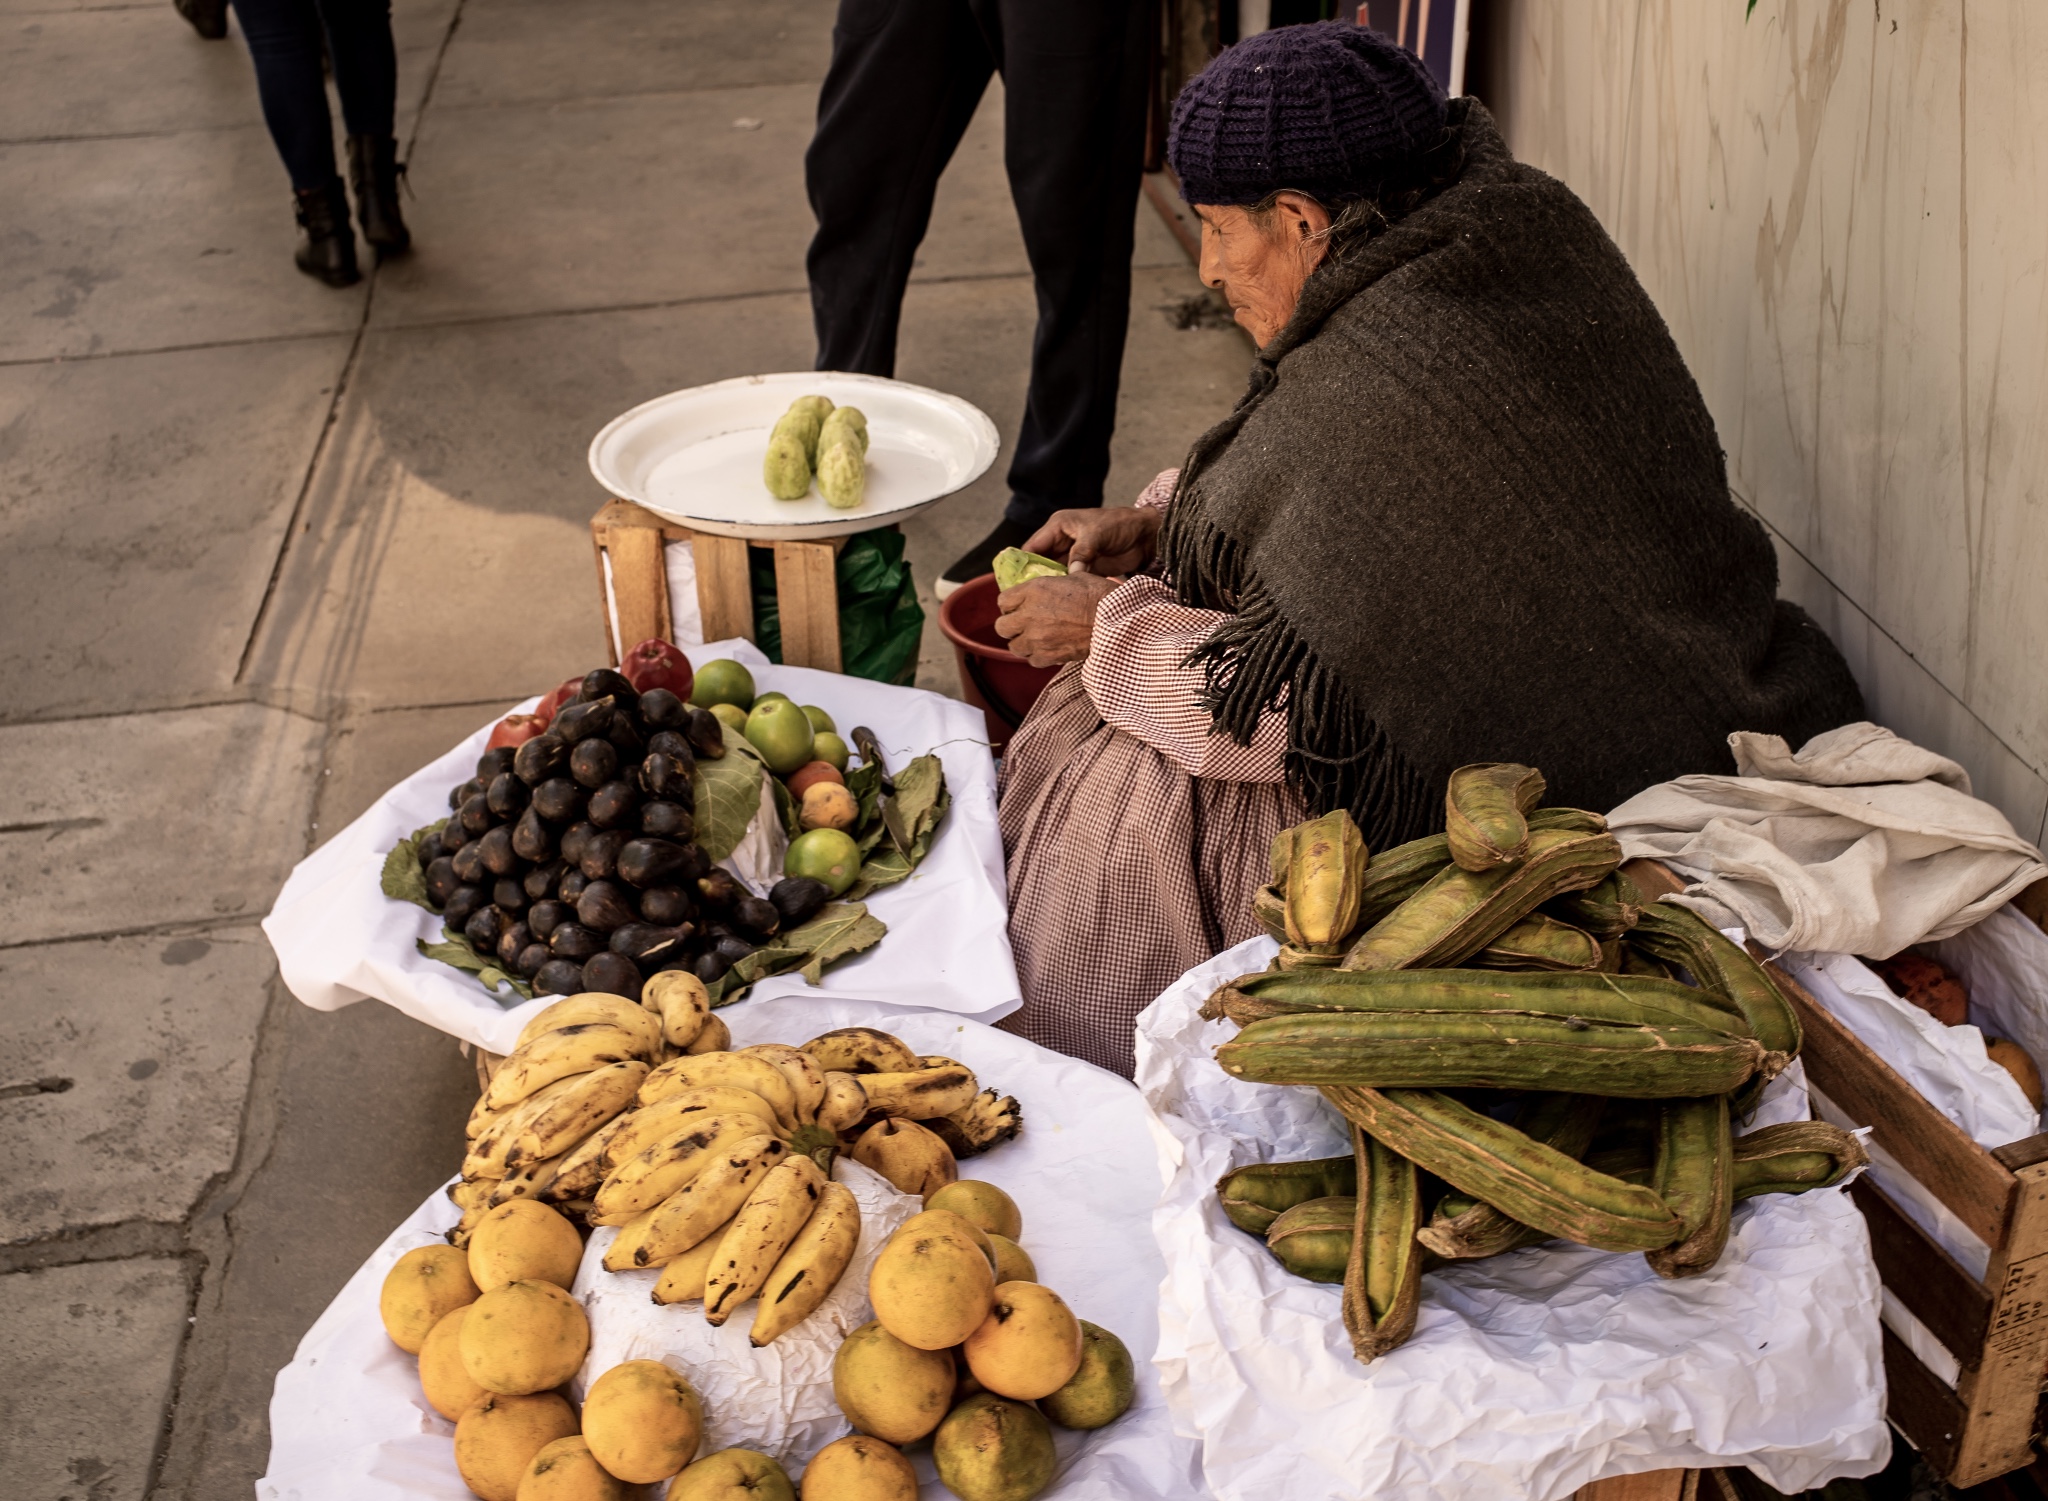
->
[412,660,835,1001]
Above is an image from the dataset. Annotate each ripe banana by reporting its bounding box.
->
[800,1027,921,1076]
[702,1156,829,1325]
[466,1089,506,1142]
[606,1087,786,1170]
[643,971,712,1050]
[740,1044,828,1125]
[447,1176,492,1212]
[507,1059,648,1168]
[650,1212,741,1305]
[857,1062,979,1120]
[814,1072,870,1134]
[686,1015,732,1055]
[487,1022,651,1111]
[750,1182,862,1346]
[546,1114,633,1202]
[464,1072,587,1178]
[447,1200,488,1249]
[486,1152,562,1207]
[639,1053,798,1128]
[515,993,664,1057]
[635,1136,789,1266]
[602,1203,671,1272]
[592,1114,775,1224]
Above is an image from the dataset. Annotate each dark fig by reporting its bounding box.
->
[558,868,590,903]
[442,885,486,933]
[697,868,743,908]
[646,730,694,763]
[476,824,520,878]
[576,880,637,932]
[438,815,469,852]
[514,943,551,980]
[698,920,736,946]
[523,859,565,902]
[581,668,638,710]
[549,922,605,960]
[639,801,694,841]
[571,737,618,790]
[610,922,688,967]
[459,793,494,836]
[769,876,832,928]
[607,715,647,757]
[553,696,615,744]
[639,885,693,926]
[683,707,726,760]
[513,732,570,785]
[511,806,555,863]
[558,821,596,868]
[533,777,586,824]
[617,837,693,889]
[579,829,626,882]
[639,752,694,802]
[451,839,488,887]
[527,899,570,940]
[492,877,529,915]
[424,856,461,908]
[732,896,782,939]
[464,904,509,953]
[476,745,518,783]
[487,771,530,819]
[497,921,531,967]
[714,935,756,968]
[534,958,586,995]
[580,951,644,1000]
[638,687,686,729]
[450,777,484,812]
[418,830,447,868]
[588,780,640,830]
[692,950,730,984]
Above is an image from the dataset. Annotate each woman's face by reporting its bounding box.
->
[1196,193,1334,347]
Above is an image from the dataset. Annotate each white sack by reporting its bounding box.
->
[262,641,1020,1055]
[260,997,1210,1501]
[1137,938,1890,1501]
[1607,722,2046,958]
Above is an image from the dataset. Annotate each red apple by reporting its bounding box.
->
[535,675,581,725]
[486,713,549,751]
[620,638,695,702]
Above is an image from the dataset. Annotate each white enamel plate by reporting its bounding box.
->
[588,371,1000,541]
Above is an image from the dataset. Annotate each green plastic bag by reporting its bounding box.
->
[749,528,924,685]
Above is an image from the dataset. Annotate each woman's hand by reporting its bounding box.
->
[993,573,1119,667]
[1023,506,1163,577]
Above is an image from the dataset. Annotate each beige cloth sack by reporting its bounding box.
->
[1606,722,2047,957]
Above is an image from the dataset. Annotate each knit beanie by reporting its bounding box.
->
[1167,21,1449,207]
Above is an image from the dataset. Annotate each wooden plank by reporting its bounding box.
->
[1849,1176,1993,1364]
[1884,1324,1968,1479]
[1950,1158,2048,1485]
[1573,1469,1695,1501]
[772,538,842,672]
[604,522,669,658]
[691,533,755,645]
[1993,1133,2048,1172]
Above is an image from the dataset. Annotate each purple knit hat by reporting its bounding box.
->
[1168,22,1448,207]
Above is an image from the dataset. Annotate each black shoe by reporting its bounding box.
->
[173,0,228,39]
[937,514,1041,600]
[346,135,411,259]
[292,180,361,287]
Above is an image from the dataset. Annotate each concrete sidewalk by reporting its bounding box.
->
[0,1,1250,1496]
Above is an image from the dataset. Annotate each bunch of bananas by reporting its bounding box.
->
[1208,766,1869,1363]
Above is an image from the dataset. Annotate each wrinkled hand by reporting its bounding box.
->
[993,573,1119,668]
[1024,506,1163,577]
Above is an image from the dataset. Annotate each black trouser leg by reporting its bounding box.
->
[317,0,398,142]
[231,0,395,190]
[806,0,997,377]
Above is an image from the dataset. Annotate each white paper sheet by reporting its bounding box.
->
[259,997,1210,1501]
[262,641,1020,1055]
[1136,938,1891,1501]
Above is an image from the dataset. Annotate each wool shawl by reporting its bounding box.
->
[1157,99,1863,849]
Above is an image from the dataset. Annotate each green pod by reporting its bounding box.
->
[1250,882,1290,944]
[1324,1085,1685,1253]
[1629,902,1801,1060]
[1619,943,1675,981]
[1284,808,1370,947]
[1543,871,1646,939]
[815,437,866,509]
[762,430,812,500]
[1343,1128,1422,1361]
[1418,1093,1605,1259]
[1645,1094,1733,1279]
[1444,763,1546,873]
[1265,1196,1356,1283]
[1470,912,1604,972]
[1730,1120,1868,1198]
[1215,1153,1357,1235]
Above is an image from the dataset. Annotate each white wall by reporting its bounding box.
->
[1480,0,2048,847]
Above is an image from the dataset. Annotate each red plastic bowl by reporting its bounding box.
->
[937,575,1059,750]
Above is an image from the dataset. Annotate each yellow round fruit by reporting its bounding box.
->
[932,1394,1057,1501]
[962,1282,1084,1401]
[892,1208,995,1273]
[468,1200,584,1292]
[454,1391,578,1501]
[850,1118,958,1198]
[517,1436,635,1501]
[420,1304,491,1420]
[986,1234,1036,1286]
[380,1243,481,1353]
[799,782,859,832]
[868,1219,995,1351]
[799,1434,917,1501]
[710,702,749,732]
[924,1181,1023,1241]
[581,1358,705,1482]
[460,1280,591,1395]
[1038,1321,1137,1430]
[669,1448,796,1501]
[689,659,756,711]
[831,1321,956,1444]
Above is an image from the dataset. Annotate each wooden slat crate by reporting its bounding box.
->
[1628,860,2048,1488]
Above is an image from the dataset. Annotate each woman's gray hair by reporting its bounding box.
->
[1244,125,1467,258]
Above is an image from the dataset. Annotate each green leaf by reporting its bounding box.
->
[418,925,533,1001]
[692,724,766,860]
[844,761,883,829]
[702,900,886,1004]
[380,819,447,911]
[769,772,803,841]
[844,756,950,899]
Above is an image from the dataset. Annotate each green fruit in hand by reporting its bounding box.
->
[801,704,836,734]
[689,659,755,712]
[745,699,816,774]
[993,548,1067,593]
[710,702,749,733]
[811,732,850,772]
[786,829,861,895]
[1038,1321,1136,1430]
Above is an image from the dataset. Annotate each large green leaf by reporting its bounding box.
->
[692,724,766,860]
[845,755,949,899]
[703,900,887,1005]
[418,925,533,1000]
[380,819,446,911]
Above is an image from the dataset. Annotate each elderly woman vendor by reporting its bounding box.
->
[991,23,1862,1077]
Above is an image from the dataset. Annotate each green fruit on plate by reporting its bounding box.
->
[801,704,836,734]
[786,829,861,895]
[689,659,755,712]
[811,731,850,772]
[709,702,749,733]
[744,699,816,774]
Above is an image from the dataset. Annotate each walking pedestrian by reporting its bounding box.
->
[804,0,1150,594]
[228,0,412,287]
[173,0,229,40]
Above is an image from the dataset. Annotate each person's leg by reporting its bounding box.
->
[806,0,996,376]
[314,0,410,255]
[230,0,360,284]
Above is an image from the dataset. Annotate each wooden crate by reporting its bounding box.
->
[589,499,849,673]
[1628,861,2048,1488]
